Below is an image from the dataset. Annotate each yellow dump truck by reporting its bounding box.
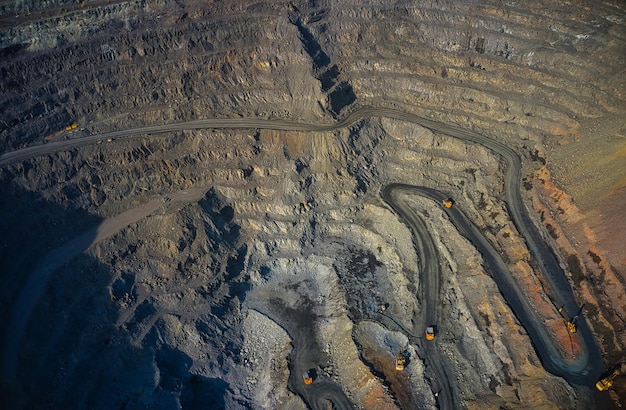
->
[426,326,436,341]
[303,370,313,385]
[395,348,406,371]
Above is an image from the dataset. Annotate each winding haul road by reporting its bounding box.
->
[381,185,459,409]
[0,107,603,408]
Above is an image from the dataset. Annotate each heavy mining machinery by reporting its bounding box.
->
[395,347,406,371]
[558,305,583,334]
[596,368,621,391]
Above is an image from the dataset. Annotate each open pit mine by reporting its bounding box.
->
[1,1,625,409]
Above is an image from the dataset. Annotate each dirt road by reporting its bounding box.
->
[381,185,459,409]
[0,107,603,405]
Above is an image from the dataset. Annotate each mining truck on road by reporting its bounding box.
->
[426,326,436,341]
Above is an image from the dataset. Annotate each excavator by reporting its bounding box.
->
[442,198,454,208]
[558,305,583,334]
[395,347,406,371]
[596,367,621,391]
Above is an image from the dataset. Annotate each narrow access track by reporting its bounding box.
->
[0,107,603,400]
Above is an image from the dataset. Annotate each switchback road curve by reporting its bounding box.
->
[1,108,603,390]
[381,184,459,410]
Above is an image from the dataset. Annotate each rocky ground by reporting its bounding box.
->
[1,0,625,409]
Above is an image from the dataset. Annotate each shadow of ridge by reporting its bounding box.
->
[0,176,101,319]
[0,177,234,409]
[0,174,102,386]
[0,247,230,409]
